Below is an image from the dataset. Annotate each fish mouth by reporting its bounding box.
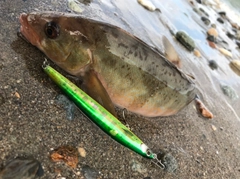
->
[19,13,40,47]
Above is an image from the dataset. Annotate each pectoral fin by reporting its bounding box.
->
[80,67,117,117]
[162,36,181,68]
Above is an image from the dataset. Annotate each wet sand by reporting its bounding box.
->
[1,0,240,178]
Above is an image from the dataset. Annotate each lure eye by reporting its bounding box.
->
[44,22,60,39]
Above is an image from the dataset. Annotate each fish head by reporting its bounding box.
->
[19,12,91,75]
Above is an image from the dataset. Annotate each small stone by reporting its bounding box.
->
[55,94,76,121]
[68,0,84,13]
[196,0,202,4]
[231,60,240,71]
[131,160,147,174]
[230,22,239,29]
[211,124,217,131]
[208,41,217,48]
[236,40,240,48]
[207,35,216,43]
[211,24,216,28]
[195,98,213,119]
[0,157,44,179]
[78,147,86,158]
[82,165,99,179]
[137,0,160,12]
[217,17,224,24]
[199,8,209,17]
[176,31,195,51]
[14,92,20,99]
[229,61,240,76]
[209,60,218,70]
[50,146,79,168]
[218,11,226,18]
[78,0,92,5]
[207,28,218,38]
[220,84,239,100]
[218,48,232,57]
[189,0,194,6]
[236,30,240,40]
[226,31,235,39]
[193,8,203,16]
[201,16,210,26]
[194,49,201,57]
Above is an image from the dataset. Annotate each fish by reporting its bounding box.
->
[19,11,197,117]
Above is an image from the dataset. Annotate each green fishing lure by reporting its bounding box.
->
[43,62,158,160]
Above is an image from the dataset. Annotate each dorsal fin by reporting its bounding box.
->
[162,36,181,68]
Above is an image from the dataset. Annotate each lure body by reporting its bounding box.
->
[43,64,154,159]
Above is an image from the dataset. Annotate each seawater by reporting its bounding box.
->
[220,0,240,22]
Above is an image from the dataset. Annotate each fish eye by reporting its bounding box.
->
[44,21,60,39]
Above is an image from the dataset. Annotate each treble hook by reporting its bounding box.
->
[151,153,165,169]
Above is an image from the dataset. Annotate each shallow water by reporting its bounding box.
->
[72,0,240,119]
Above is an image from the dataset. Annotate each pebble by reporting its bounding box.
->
[230,61,240,76]
[194,49,201,57]
[207,28,218,38]
[82,165,99,179]
[68,0,84,13]
[207,35,215,42]
[226,31,235,39]
[137,0,160,12]
[231,60,240,71]
[236,40,240,48]
[236,30,240,40]
[220,84,239,100]
[217,17,224,24]
[78,147,86,157]
[211,24,216,28]
[196,0,202,4]
[55,94,76,121]
[199,8,209,17]
[131,160,147,174]
[218,11,226,18]
[50,145,79,168]
[218,48,232,57]
[14,92,20,99]
[209,60,218,70]
[176,31,195,51]
[208,41,217,48]
[201,16,210,26]
[211,124,217,131]
[0,157,44,179]
[230,22,239,29]
[195,98,213,119]
[162,36,181,68]
[193,8,203,16]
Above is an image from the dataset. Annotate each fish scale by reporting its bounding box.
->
[102,27,195,93]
